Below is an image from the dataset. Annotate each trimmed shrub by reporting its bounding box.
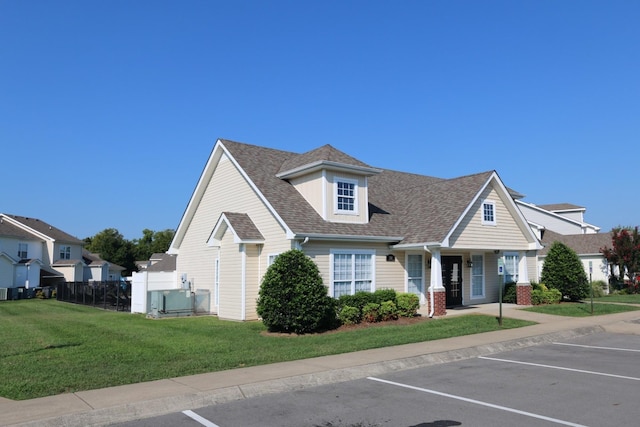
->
[256,249,336,334]
[338,305,360,325]
[337,291,373,315]
[591,280,606,298]
[541,241,590,301]
[372,288,397,305]
[362,302,380,323]
[531,288,562,305]
[503,282,517,303]
[396,293,420,317]
[379,300,398,321]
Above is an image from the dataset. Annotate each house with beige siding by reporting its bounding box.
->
[167,139,542,321]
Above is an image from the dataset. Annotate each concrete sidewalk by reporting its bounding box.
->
[3,304,640,427]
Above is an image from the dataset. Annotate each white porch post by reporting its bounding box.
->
[429,249,444,290]
[517,251,530,285]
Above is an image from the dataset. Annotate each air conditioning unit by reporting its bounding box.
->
[0,288,7,301]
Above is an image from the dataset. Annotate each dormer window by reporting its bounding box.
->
[335,178,357,214]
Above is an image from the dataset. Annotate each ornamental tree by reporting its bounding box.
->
[600,226,640,287]
[541,241,589,301]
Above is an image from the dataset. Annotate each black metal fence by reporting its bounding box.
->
[56,281,131,311]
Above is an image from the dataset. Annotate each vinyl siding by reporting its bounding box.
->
[302,241,406,296]
[289,171,325,218]
[449,185,530,250]
[176,153,292,319]
[244,243,261,321]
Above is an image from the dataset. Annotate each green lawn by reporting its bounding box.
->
[0,299,534,400]
[524,301,640,317]
[593,293,640,304]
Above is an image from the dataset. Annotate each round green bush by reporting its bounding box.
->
[362,302,380,323]
[338,305,360,325]
[541,241,589,301]
[379,300,398,321]
[256,249,336,334]
[502,282,517,303]
[396,293,419,317]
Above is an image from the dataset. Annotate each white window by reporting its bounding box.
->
[18,243,28,259]
[471,254,484,298]
[335,178,357,214]
[268,253,280,266]
[407,254,424,297]
[59,245,71,260]
[504,253,519,283]
[331,250,374,297]
[482,200,496,225]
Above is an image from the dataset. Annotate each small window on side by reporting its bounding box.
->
[482,201,496,225]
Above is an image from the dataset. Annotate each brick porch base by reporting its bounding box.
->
[516,283,532,305]
[427,288,447,316]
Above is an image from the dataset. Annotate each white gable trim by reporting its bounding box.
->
[170,140,294,253]
[206,213,265,247]
[442,172,542,250]
[0,214,54,242]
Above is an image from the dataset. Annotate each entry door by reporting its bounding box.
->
[441,256,463,307]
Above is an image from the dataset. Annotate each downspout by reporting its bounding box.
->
[299,237,309,248]
[424,246,435,318]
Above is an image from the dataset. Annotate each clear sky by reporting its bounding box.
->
[1,0,638,240]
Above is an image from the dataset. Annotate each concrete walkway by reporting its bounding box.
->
[3,304,640,427]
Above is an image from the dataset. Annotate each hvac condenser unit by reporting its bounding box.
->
[148,289,193,319]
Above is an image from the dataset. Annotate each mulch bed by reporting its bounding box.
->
[261,314,431,337]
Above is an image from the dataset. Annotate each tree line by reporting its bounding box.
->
[83,228,175,276]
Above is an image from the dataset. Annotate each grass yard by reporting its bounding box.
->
[524,301,640,317]
[593,293,640,304]
[0,299,534,400]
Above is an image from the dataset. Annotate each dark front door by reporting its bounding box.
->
[441,256,463,307]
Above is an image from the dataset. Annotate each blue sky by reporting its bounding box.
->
[2,0,638,240]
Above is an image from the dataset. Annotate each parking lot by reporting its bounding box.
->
[112,332,640,427]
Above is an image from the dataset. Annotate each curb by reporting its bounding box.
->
[13,325,604,427]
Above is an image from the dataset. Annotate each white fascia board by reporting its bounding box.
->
[294,233,404,243]
[0,215,54,242]
[277,160,382,179]
[443,172,542,250]
[390,242,443,250]
[516,200,594,229]
[169,139,294,253]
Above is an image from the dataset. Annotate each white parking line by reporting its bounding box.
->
[182,410,220,427]
[479,356,640,381]
[553,342,640,353]
[367,377,588,427]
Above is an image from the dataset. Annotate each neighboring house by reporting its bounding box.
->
[160,139,541,321]
[537,230,612,288]
[0,214,86,288]
[135,253,169,271]
[516,201,612,288]
[516,201,600,237]
[82,250,126,282]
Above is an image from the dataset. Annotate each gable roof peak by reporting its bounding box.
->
[277,143,381,179]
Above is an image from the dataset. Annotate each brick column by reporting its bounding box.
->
[516,283,532,306]
[427,288,447,316]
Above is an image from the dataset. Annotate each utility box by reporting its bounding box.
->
[148,289,193,319]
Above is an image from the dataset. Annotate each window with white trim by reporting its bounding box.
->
[482,200,496,225]
[18,243,28,259]
[504,253,519,283]
[407,254,423,297]
[471,254,484,298]
[335,178,357,214]
[59,245,71,260]
[331,250,373,297]
[268,253,280,266]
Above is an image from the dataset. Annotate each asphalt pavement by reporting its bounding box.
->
[2,303,640,427]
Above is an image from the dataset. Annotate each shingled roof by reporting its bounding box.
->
[219,139,502,245]
[0,214,84,244]
[540,230,612,256]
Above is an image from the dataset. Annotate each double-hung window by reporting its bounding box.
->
[59,245,71,260]
[331,250,374,297]
[18,243,28,259]
[335,178,357,214]
[482,200,496,225]
[504,253,519,284]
